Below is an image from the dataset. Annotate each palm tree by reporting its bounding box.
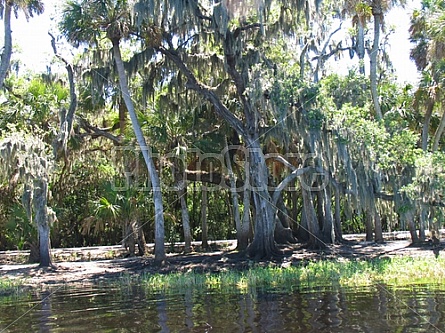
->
[369,0,388,120]
[410,0,445,151]
[343,0,373,75]
[60,0,166,265]
[0,0,44,89]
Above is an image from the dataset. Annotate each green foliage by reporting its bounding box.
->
[134,256,445,294]
[402,151,445,204]
[321,73,370,109]
[306,108,325,130]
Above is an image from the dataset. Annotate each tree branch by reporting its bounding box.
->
[77,117,121,144]
[157,45,246,137]
[49,32,78,160]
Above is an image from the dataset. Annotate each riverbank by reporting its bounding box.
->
[1,235,444,291]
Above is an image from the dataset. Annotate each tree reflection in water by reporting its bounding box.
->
[1,285,444,332]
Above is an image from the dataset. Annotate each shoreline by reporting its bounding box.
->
[1,238,443,289]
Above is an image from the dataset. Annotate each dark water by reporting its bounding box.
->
[0,283,444,332]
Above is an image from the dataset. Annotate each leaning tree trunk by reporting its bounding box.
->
[33,178,52,267]
[432,107,445,152]
[112,39,165,265]
[370,11,383,120]
[0,2,12,90]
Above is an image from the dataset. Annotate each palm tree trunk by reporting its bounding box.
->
[357,21,366,75]
[422,100,434,151]
[0,2,12,89]
[111,39,165,265]
[370,12,383,120]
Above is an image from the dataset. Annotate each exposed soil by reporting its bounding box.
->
[1,234,444,289]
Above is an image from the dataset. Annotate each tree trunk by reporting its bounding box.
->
[137,218,147,256]
[239,159,251,250]
[393,167,419,244]
[274,194,297,244]
[33,178,52,267]
[370,12,383,120]
[124,219,136,256]
[333,185,344,242]
[405,209,419,244]
[0,2,12,90]
[365,209,374,242]
[374,209,383,243]
[297,202,310,242]
[225,136,243,248]
[357,21,366,75]
[245,137,280,258]
[112,39,165,265]
[321,185,335,244]
[432,108,445,151]
[419,204,427,241]
[301,185,324,248]
[422,100,434,151]
[201,185,209,249]
[179,186,192,253]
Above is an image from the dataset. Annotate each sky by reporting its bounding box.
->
[1,0,421,84]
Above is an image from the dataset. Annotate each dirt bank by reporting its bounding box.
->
[0,237,443,288]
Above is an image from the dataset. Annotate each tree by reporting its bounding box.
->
[0,0,44,89]
[410,0,445,152]
[155,25,281,257]
[59,0,166,265]
[0,132,55,266]
[343,0,373,75]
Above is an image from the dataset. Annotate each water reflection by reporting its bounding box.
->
[0,284,444,332]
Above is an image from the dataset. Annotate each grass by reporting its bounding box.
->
[0,278,28,297]
[135,256,445,293]
[2,255,445,297]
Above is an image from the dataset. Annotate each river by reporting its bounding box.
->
[1,283,444,332]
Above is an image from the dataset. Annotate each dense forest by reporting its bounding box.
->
[0,0,444,266]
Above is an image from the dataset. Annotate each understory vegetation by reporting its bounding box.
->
[0,0,445,266]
